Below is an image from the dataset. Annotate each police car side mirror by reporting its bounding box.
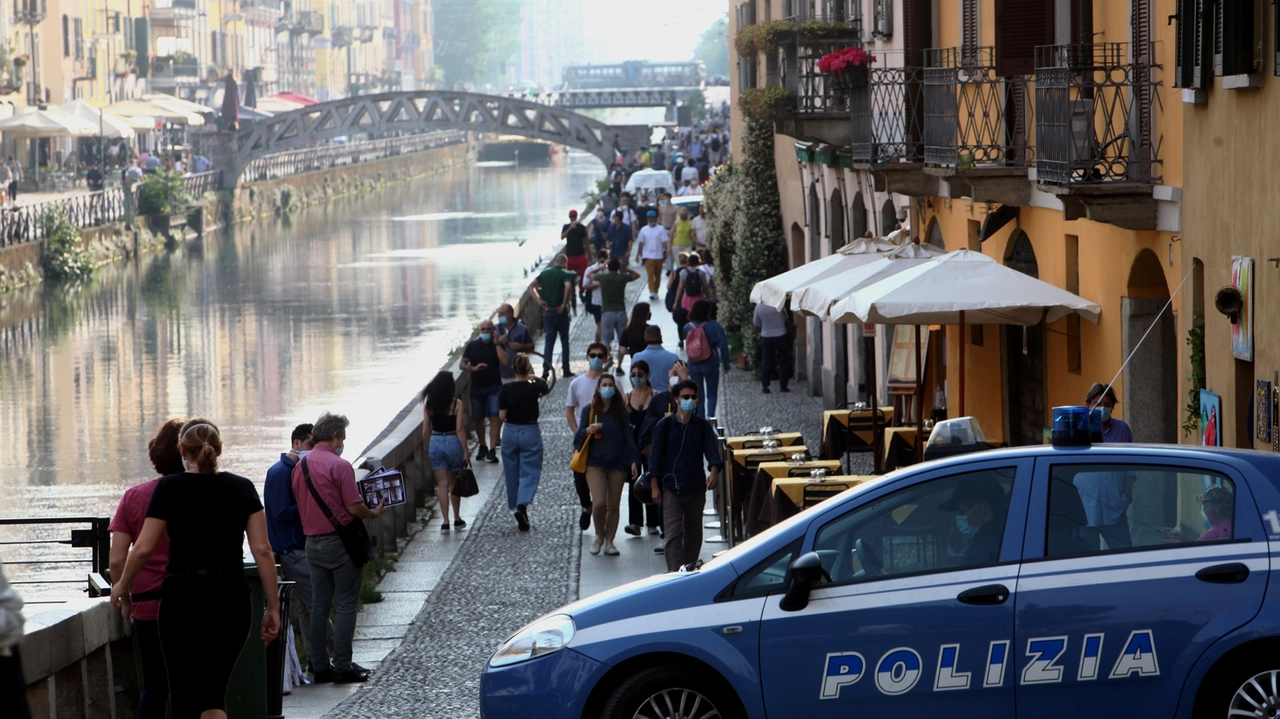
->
[779,552,830,612]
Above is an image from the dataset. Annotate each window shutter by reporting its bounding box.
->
[962,0,978,48]
[995,0,1054,76]
[74,18,83,61]
[62,15,70,58]
[1218,0,1253,76]
[1212,0,1224,75]
[902,0,931,67]
[1174,0,1195,86]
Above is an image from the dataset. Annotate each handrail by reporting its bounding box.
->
[0,516,112,598]
[239,131,468,183]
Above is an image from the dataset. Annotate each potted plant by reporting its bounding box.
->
[816,46,876,90]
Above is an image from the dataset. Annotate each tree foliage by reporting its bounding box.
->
[695,15,730,77]
[136,171,188,216]
[433,0,523,87]
[39,209,94,281]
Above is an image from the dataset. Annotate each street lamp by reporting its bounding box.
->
[14,0,47,106]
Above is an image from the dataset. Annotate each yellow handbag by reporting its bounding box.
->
[570,412,595,473]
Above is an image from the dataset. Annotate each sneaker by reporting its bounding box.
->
[603,541,620,556]
[454,518,467,530]
[441,523,450,533]
[485,448,498,463]
[590,537,603,555]
[563,370,576,378]
[650,293,658,300]
[780,386,791,393]
[623,524,641,536]
[647,526,661,536]
[312,669,335,684]
[333,668,370,684]
[515,504,530,531]
[653,546,665,554]
[579,509,591,531]
[762,387,772,394]
[476,444,488,461]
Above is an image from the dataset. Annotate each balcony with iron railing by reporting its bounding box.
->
[850,51,924,165]
[774,27,862,145]
[783,0,862,24]
[921,46,1035,205]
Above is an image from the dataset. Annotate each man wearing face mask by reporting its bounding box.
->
[292,413,388,683]
[264,423,332,665]
[494,303,534,383]
[631,326,678,385]
[566,343,613,531]
[589,209,611,255]
[938,476,1008,567]
[649,380,723,571]
[1072,383,1135,550]
[463,320,507,463]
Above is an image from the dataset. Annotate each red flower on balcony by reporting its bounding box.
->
[816,47,876,74]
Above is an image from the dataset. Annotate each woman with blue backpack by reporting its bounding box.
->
[682,299,731,418]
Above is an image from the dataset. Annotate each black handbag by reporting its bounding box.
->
[454,466,479,498]
[301,457,373,568]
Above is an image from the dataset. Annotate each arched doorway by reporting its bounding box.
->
[880,198,898,236]
[851,191,868,239]
[1123,249,1177,443]
[927,219,945,249]
[790,222,808,381]
[807,184,823,397]
[829,189,848,407]
[1004,232,1046,445]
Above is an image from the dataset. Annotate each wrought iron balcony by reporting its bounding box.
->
[783,0,863,26]
[851,60,925,164]
[923,47,1035,170]
[774,30,861,146]
[1034,43,1161,187]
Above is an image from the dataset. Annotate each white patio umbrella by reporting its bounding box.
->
[141,93,214,116]
[750,236,904,309]
[834,249,1102,416]
[251,96,305,114]
[624,168,676,194]
[108,98,204,125]
[0,108,98,137]
[791,243,942,317]
[55,100,139,139]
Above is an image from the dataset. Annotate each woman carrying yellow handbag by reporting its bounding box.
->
[571,375,640,556]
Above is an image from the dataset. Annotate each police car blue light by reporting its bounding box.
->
[479,443,1280,719]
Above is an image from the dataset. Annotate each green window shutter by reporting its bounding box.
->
[1174,0,1194,86]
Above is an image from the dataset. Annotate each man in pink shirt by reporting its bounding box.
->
[292,412,386,684]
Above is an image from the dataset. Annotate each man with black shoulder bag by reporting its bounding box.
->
[292,412,387,685]
[647,380,723,571]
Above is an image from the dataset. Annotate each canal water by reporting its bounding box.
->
[0,149,601,600]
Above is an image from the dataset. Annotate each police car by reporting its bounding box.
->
[480,409,1280,719]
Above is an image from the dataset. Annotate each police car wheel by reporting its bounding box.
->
[1227,669,1280,719]
[601,666,736,719]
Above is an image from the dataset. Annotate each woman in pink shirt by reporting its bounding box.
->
[1162,485,1235,543]
[108,418,185,719]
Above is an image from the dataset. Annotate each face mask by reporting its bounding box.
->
[679,399,698,413]
[334,444,345,457]
[296,450,311,460]
[660,200,669,206]
[1099,407,1113,422]
[497,316,508,326]
[955,515,979,540]
[600,387,617,400]
[631,376,646,387]
[479,333,492,342]
[589,357,604,371]
[669,376,680,389]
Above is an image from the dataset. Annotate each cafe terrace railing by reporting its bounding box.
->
[238,131,467,183]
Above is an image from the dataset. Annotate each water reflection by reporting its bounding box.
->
[0,151,599,597]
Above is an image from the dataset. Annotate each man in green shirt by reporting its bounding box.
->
[584,259,642,374]
[530,254,577,378]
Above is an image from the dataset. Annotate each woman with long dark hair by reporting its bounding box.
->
[420,371,468,532]
[498,353,551,531]
[111,419,280,719]
[684,299,732,418]
[108,418,186,719]
[573,374,640,556]
[623,361,661,537]
[620,301,652,370]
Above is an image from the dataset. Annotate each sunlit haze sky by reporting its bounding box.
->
[580,0,727,65]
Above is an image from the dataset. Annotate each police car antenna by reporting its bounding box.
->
[1089,260,1199,411]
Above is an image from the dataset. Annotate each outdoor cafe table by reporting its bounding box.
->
[748,474,876,533]
[819,407,897,459]
[883,427,932,472]
[743,460,843,535]
[725,432,804,450]
[729,447,815,484]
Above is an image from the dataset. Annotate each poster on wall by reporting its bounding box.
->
[1232,256,1254,361]
[1201,389,1222,447]
[1257,380,1273,445]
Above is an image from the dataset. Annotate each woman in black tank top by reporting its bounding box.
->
[420,371,469,532]
[624,361,661,536]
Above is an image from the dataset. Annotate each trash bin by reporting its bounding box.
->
[225,562,276,719]
[266,581,295,719]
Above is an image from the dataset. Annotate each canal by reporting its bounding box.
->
[0,150,601,600]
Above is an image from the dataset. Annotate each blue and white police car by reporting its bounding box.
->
[480,410,1280,719]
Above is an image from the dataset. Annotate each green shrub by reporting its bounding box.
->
[39,209,94,280]
[136,171,188,216]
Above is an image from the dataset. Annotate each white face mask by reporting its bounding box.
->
[296,450,311,460]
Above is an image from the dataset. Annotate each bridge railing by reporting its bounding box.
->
[240,131,468,183]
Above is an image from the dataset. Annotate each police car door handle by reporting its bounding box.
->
[956,584,1010,606]
[1195,562,1250,584]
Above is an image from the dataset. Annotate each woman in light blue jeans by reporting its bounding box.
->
[498,354,550,531]
[421,371,468,532]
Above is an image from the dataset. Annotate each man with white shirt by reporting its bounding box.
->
[690,204,708,249]
[634,210,669,300]
[680,158,699,186]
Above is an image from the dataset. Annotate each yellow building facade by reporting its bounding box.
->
[731,0,1187,446]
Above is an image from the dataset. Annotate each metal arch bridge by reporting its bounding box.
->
[511,87,701,109]
[224,90,652,183]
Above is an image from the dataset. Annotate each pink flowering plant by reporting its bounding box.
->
[816,47,876,74]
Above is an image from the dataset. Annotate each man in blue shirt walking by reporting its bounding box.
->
[1073,383,1136,550]
[264,423,331,663]
[649,380,723,571]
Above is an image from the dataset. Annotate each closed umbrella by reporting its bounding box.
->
[220,74,239,131]
[834,249,1102,417]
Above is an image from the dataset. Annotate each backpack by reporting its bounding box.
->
[683,267,705,297]
[709,135,722,152]
[686,321,711,362]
